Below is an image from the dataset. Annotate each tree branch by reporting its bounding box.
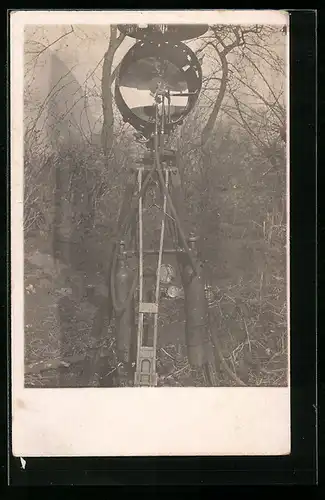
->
[200,27,243,147]
[101,27,126,155]
[27,26,75,67]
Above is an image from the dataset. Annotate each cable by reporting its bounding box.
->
[152,169,169,358]
[153,135,200,276]
[155,169,169,304]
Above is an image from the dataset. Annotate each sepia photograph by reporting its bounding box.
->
[11,10,290,457]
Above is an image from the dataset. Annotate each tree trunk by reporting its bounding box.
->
[201,51,229,148]
[101,27,125,156]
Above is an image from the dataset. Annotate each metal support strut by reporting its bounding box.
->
[134,160,169,386]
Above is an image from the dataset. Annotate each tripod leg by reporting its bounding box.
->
[169,167,191,240]
[80,168,155,387]
[117,170,137,228]
[168,168,218,386]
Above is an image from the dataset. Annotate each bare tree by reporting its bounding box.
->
[196,25,284,150]
[226,28,286,158]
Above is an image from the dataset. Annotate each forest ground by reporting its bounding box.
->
[24,227,288,388]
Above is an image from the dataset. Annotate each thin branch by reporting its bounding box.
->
[241,52,285,125]
[27,26,75,65]
[229,65,285,126]
[234,96,266,148]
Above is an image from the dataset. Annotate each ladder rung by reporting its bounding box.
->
[139,302,158,314]
[138,347,155,357]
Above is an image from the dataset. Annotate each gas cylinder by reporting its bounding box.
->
[182,233,209,368]
[114,242,135,363]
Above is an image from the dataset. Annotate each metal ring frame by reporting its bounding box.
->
[115,38,203,138]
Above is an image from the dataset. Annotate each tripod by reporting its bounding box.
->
[80,87,216,388]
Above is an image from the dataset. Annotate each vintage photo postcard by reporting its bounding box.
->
[11,9,290,457]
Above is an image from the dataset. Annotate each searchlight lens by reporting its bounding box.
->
[115,39,203,137]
